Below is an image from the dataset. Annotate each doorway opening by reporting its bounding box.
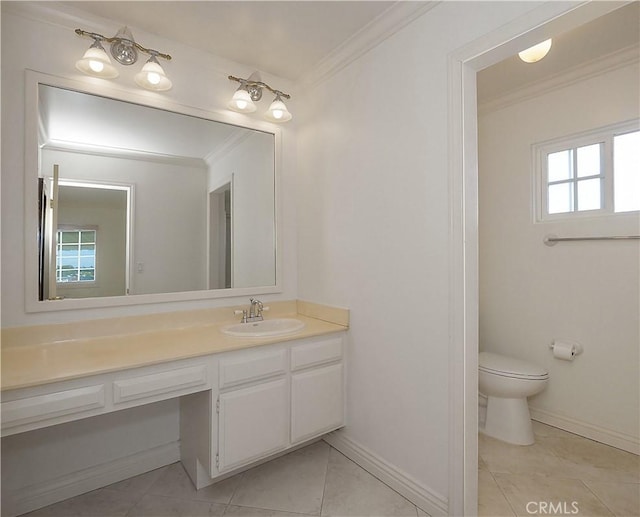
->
[448,2,631,514]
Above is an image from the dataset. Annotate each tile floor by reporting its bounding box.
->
[479,421,640,517]
[22,441,429,517]
[18,424,640,517]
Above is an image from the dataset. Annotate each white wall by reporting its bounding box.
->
[207,131,276,288]
[478,62,640,445]
[296,0,549,508]
[1,400,180,515]
[1,3,297,327]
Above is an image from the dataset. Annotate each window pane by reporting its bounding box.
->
[577,143,601,178]
[79,269,95,281]
[60,270,78,282]
[577,178,601,211]
[60,231,79,244]
[79,256,95,268]
[548,150,573,182]
[547,149,573,183]
[614,130,640,213]
[548,182,573,214]
[60,246,78,258]
[80,231,96,244]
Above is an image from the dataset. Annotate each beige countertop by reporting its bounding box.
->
[1,301,349,392]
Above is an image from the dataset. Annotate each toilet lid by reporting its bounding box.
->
[479,351,549,379]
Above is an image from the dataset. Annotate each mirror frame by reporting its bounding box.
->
[24,70,283,313]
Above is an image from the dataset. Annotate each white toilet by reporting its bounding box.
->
[479,351,549,445]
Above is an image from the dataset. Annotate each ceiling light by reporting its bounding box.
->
[134,55,172,91]
[75,28,172,90]
[228,73,292,123]
[75,39,119,79]
[518,39,552,63]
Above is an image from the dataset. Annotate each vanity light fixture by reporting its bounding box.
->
[228,72,292,123]
[75,27,172,91]
[518,39,552,63]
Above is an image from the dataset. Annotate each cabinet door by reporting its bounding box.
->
[218,378,288,472]
[291,363,344,444]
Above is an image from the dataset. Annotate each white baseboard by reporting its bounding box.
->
[4,441,180,517]
[323,431,448,516]
[529,406,639,455]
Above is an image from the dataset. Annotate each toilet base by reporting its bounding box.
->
[481,396,534,445]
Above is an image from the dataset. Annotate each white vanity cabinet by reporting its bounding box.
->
[2,330,346,494]
[290,337,344,444]
[183,332,345,489]
[216,347,289,472]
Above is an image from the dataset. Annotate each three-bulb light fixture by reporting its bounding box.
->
[227,72,292,123]
[75,27,172,91]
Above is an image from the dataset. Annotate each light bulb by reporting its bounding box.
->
[89,60,104,73]
[264,96,292,123]
[146,72,161,85]
[134,56,172,91]
[228,88,257,113]
[75,41,119,79]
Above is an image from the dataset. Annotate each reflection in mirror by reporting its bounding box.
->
[37,84,276,301]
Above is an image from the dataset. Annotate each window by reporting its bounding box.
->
[56,228,96,283]
[535,120,639,220]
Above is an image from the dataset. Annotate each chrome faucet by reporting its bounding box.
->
[249,298,264,321]
[234,298,267,323]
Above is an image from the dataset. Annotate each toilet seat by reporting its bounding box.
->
[479,352,549,380]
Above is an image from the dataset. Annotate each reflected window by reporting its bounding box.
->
[56,228,96,283]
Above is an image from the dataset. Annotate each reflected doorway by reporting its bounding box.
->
[39,177,132,300]
[209,182,232,289]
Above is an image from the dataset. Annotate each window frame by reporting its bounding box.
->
[534,119,640,222]
[56,225,98,287]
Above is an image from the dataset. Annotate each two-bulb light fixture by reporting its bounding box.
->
[518,39,553,63]
[227,72,292,123]
[75,27,172,91]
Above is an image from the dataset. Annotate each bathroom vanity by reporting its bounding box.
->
[1,301,348,513]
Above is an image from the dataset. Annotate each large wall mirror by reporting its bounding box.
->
[25,73,280,312]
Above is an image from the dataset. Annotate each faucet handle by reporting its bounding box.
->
[234,309,248,323]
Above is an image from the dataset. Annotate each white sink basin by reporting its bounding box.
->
[221,318,305,338]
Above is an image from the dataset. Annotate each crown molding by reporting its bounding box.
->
[204,130,254,166]
[478,44,640,115]
[2,1,110,35]
[297,1,440,92]
[42,140,207,169]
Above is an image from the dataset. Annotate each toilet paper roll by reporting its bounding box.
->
[552,341,579,361]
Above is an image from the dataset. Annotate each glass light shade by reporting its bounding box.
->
[134,57,172,91]
[75,43,119,79]
[518,39,552,63]
[228,89,257,113]
[264,97,292,123]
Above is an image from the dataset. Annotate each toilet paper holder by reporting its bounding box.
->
[549,340,583,359]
